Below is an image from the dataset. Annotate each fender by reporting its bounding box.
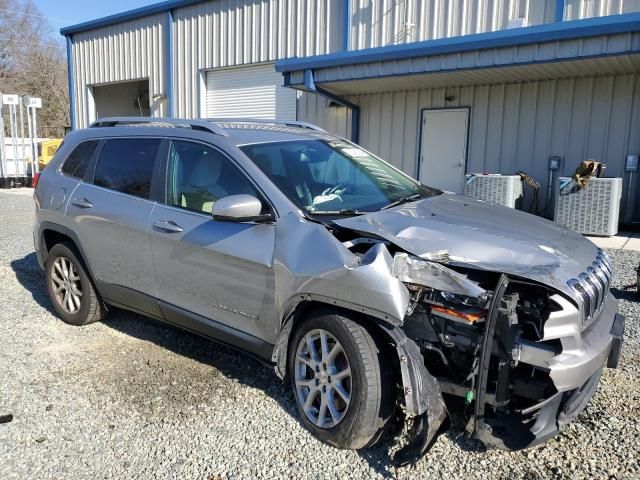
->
[271,294,405,379]
[38,221,101,292]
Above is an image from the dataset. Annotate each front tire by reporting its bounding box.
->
[45,242,105,326]
[288,309,389,450]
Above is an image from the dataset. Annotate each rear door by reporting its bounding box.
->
[66,137,163,317]
[148,139,276,347]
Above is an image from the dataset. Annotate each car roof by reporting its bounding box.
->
[73,117,339,147]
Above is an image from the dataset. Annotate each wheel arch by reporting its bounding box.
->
[272,298,447,429]
[39,222,101,294]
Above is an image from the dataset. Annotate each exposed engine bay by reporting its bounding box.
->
[333,228,623,466]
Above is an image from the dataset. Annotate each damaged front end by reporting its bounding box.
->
[389,249,623,461]
[331,235,623,465]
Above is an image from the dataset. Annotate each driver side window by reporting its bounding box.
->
[166,141,259,215]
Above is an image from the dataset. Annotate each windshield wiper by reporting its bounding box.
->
[381,193,423,210]
[307,209,367,216]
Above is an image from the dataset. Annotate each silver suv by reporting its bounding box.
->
[34,117,624,465]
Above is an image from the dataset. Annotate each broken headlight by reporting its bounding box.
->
[440,291,489,308]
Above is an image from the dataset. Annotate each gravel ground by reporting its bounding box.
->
[0,188,639,479]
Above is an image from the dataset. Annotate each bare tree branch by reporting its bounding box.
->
[0,0,68,137]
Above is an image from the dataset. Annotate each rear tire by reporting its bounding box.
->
[288,309,390,450]
[45,242,105,326]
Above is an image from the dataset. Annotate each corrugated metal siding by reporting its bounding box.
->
[71,14,166,128]
[173,0,344,118]
[297,92,352,138]
[298,74,640,218]
[565,0,640,20]
[349,0,557,50]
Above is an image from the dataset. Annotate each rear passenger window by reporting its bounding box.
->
[93,138,160,199]
[61,141,99,179]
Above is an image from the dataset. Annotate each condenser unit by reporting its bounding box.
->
[464,174,523,208]
[554,177,622,236]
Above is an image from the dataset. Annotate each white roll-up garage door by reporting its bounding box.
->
[204,64,297,120]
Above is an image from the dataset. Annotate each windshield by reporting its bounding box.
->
[240,139,440,214]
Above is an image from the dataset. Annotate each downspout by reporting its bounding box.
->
[303,69,360,144]
[342,0,351,52]
[555,0,565,22]
[65,35,76,130]
[165,10,174,117]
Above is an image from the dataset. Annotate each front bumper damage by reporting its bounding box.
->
[376,322,448,467]
[394,272,624,464]
[472,277,625,451]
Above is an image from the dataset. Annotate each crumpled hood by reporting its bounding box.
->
[334,193,600,298]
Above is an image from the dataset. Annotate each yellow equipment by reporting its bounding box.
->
[38,139,63,170]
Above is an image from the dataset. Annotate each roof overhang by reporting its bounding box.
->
[277,12,640,96]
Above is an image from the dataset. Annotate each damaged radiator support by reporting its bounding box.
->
[473,274,511,439]
[472,275,535,450]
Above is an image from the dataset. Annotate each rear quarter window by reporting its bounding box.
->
[93,138,161,199]
[60,140,99,179]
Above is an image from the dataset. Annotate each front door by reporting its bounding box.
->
[148,139,276,343]
[418,108,469,193]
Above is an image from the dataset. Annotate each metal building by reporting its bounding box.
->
[62,0,640,223]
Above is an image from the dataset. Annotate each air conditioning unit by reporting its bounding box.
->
[464,174,523,208]
[554,177,622,236]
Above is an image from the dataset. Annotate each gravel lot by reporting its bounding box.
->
[0,188,639,479]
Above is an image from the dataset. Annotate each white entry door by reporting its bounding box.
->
[418,108,469,193]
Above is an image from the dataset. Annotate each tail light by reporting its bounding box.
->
[32,172,41,188]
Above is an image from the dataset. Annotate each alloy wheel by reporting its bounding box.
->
[50,256,83,314]
[294,329,352,428]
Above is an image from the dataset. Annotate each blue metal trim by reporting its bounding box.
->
[555,0,565,22]
[282,49,640,90]
[342,0,351,51]
[165,10,174,117]
[283,49,640,88]
[276,12,640,73]
[66,35,76,130]
[60,0,205,35]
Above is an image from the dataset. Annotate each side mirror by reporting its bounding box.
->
[211,194,273,223]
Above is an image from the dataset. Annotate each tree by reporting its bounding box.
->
[0,0,69,138]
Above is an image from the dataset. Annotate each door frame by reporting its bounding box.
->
[416,107,471,188]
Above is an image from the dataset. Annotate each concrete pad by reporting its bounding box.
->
[1,187,34,196]
[622,233,640,251]
[585,232,633,249]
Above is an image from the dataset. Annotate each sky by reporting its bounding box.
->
[34,0,160,34]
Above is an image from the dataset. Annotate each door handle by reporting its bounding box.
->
[71,198,93,208]
[153,220,184,233]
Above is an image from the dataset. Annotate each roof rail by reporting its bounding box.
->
[90,117,229,137]
[207,118,326,133]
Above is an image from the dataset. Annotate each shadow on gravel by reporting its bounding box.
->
[610,287,638,302]
[11,252,483,475]
[10,252,57,316]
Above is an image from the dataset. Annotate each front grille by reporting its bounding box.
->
[567,250,612,328]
